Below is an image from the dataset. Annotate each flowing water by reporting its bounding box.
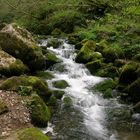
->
[39,38,140,140]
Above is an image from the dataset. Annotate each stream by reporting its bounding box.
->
[39,38,140,140]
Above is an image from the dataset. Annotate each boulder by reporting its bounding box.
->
[0,76,51,100]
[118,62,139,87]
[52,80,69,89]
[28,93,51,127]
[47,38,62,48]
[86,60,102,74]
[75,40,96,63]
[0,50,28,76]
[5,127,50,140]
[0,23,45,71]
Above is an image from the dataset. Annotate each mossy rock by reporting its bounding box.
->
[0,100,8,115]
[86,60,102,74]
[51,28,62,36]
[52,80,69,89]
[96,39,108,53]
[124,78,140,103]
[0,23,45,71]
[132,53,140,62]
[75,40,96,63]
[0,76,51,100]
[0,50,28,76]
[51,90,65,99]
[114,59,127,67]
[36,71,54,80]
[27,93,51,127]
[63,96,73,108]
[94,79,117,98]
[45,50,61,67]
[5,127,50,140]
[103,46,124,62]
[133,101,140,113]
[91,52,103,61]
[47,38,62,48]
[118,62,139,87]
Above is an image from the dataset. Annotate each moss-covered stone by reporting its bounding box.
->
[75,40,96,63]
[36,71,54,80]
[63,96,73,108]
[45,50,61,67]
[91,52,103,61]
[94,79,117,98]
[86,60,102,74]
[47,38,62,48]
[51,90,65,99]
[96,39,108,53]
[119,62,139,87]
[0,100,8,115]
[114,59,127,67]
[52,80,69,89]
[0,76,51,100]
[18,127,50,140]
[0,50,28,76]
[124,78,140,103]
[103,46,124,62]
[5,127,50,140]
[0,23,45,71]
[27,93,51,127]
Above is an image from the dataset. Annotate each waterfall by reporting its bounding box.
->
[40,39,119,140]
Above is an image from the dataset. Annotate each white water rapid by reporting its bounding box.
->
[40,38,119,140]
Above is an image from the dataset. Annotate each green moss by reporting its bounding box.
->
[124,78,140,103]
[94,79,117,98]
[103,45,124,62]
[45,50,61,67]
[52,80,69,89]
[28,94,51,127]
[0,76,51,100]
[75,40,96,63]
[0,100,8,115]
[47,38,62,48]
[119,62,139,86]
[51,90,65,99]
[86,60,102,74]
[63,96,73,108]
[91,52,103,61]
[0,24,45,71]
[18,127,50,140]
[36,71,54,80]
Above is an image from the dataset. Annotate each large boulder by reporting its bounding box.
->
[0,23,45,71]
[75,40,96,63]
[4,127,50,140]
[28,93,51,127]
[0,76,51,100]
[0,50,28,76]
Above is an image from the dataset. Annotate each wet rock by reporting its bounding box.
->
[86,60,102,74]
[36,71,54,80]
[133,101,140,113]
[0,50,28,76]
[52,80,69,89]
[75,40,96,63]
[0,23,45,71]
[47,38,62,48]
